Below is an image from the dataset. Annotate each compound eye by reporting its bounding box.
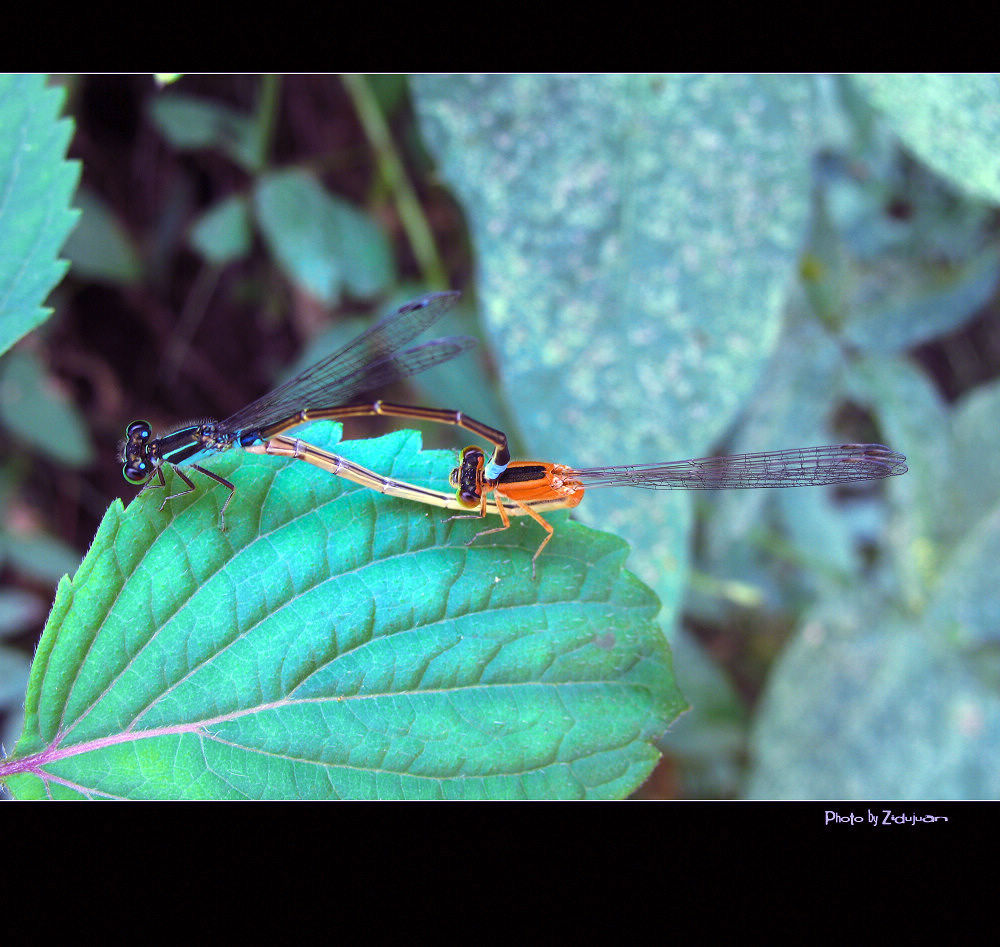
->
[125,420,152,441]
[454,487,480,509]
[122,462,149,485]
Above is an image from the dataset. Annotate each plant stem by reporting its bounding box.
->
[254,74,281,170]
[341,74,448,288]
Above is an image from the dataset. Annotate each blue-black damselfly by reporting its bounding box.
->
[121,291,510,527]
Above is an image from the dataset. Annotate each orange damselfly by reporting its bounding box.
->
[248,435,907,576]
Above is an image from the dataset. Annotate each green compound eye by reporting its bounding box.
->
[122,461,150,485]
[125,420,152,441]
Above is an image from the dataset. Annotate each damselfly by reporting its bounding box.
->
[121,291,510,527]
[248,435,907,576]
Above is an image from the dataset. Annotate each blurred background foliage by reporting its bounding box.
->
[1,73,999,798]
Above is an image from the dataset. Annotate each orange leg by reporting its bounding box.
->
[510,498,554,578]
[465,488,512,540]
[463,490,553,579]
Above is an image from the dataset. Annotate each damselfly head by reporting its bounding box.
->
[451,445,486,506]
[120,420,155,484]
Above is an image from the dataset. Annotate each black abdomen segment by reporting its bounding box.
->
[498,464,548,485]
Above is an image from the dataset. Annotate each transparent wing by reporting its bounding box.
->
[222,291,465,431]
[569,444,908,490]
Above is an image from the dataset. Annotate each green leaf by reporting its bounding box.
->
[842,353,948,608]
[662,627,747,798]
[747,448,1000,800]
[0,644,31,760]
[703,316,844,566]
[149,93,262,172]
[189,194,253,264]
[944,380,1000,551]
[0,645,30,706]
[412,74,816,615]
[844,246,1000,355]
[799,188,853,326]
[924,503,1000,650]
[852,74,1000,205]
[809,119,1000,354]
[0,528,82,586]
[254,169,393,303]
[62,187,142,284]
[0,349,95,467]
[0,74,81,358]
[3,423,683,799]
[0,590,45,637]
[747,594,1000,799]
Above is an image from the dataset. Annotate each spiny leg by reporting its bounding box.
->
[147,465,236,530]
[191,464,236,531]
[137,466,168,501]
[512,499,554,579]
[465,495,553,579]
[464,489,511,542]
[447,489,493,525]
[158,466,196,510]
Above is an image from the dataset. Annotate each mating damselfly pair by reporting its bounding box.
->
[122,291,907,573]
